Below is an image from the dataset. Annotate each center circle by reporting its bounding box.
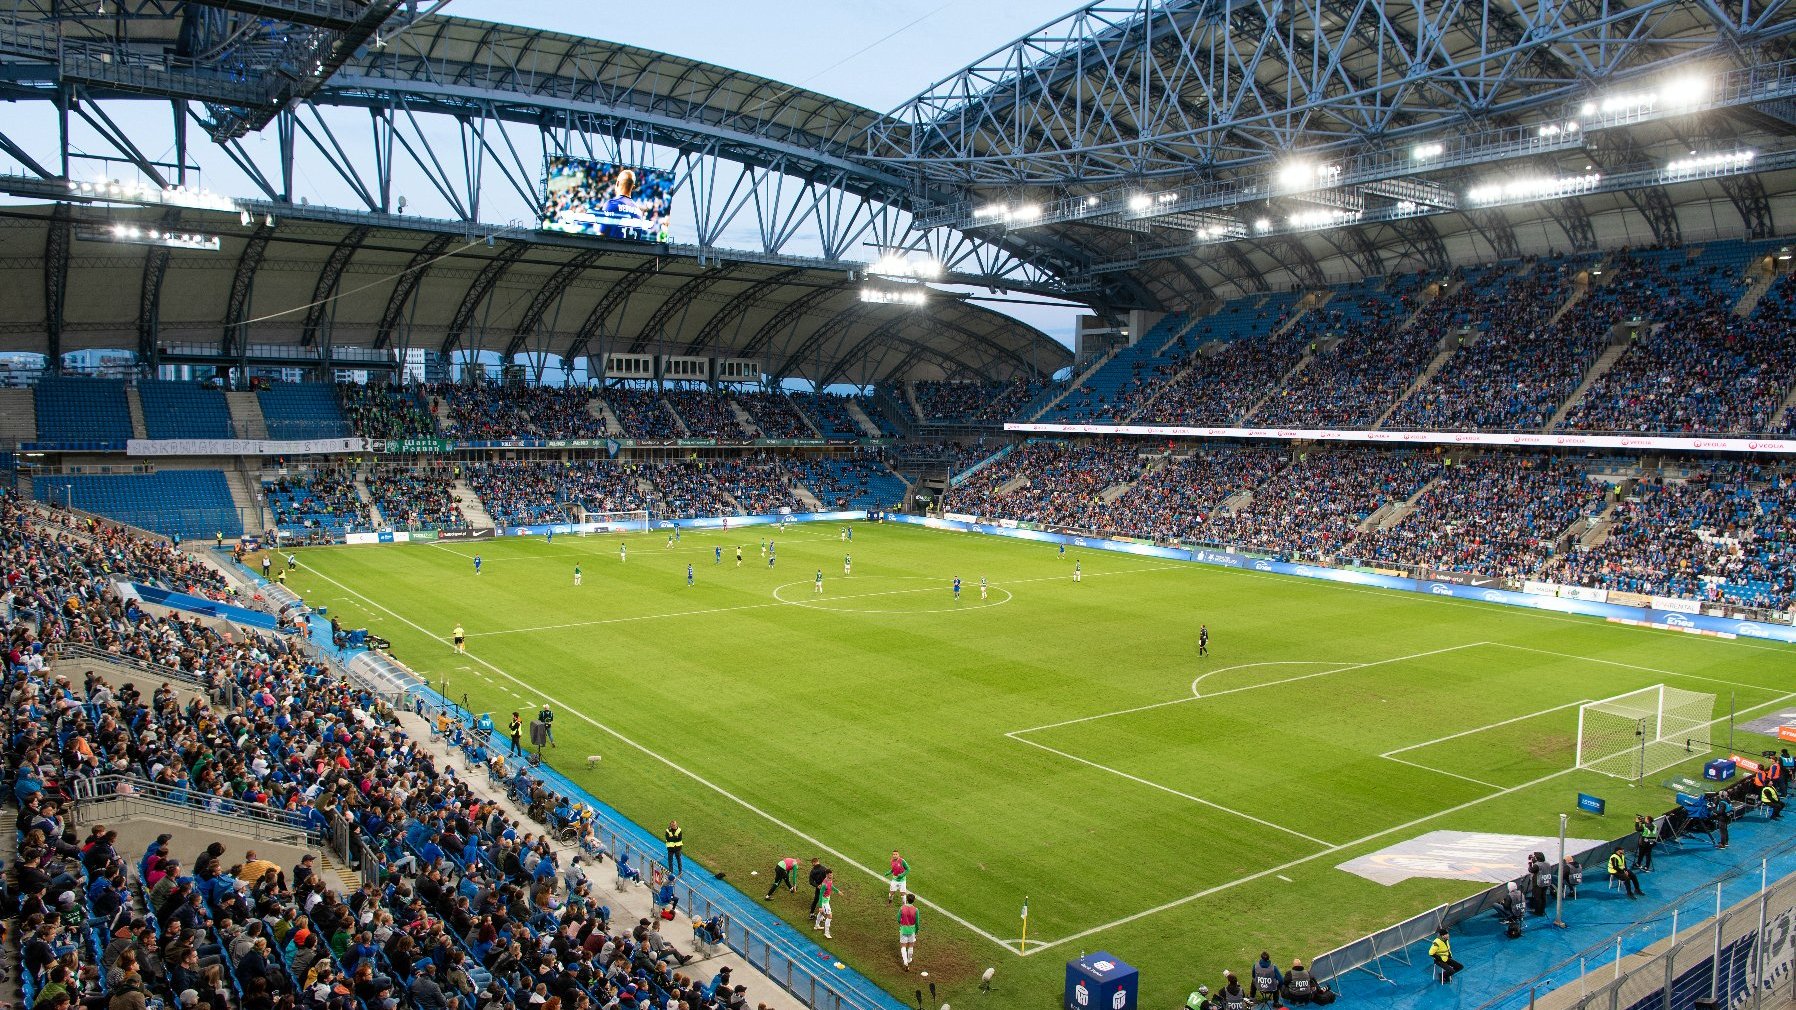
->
[771,575,1014,614]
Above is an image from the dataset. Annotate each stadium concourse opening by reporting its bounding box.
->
[4,2,1796,1010]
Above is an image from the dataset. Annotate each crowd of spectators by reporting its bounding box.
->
[945,442,1147,528]
[1554,250,1792,434]
[787,393,869,438]
[698,458,804,515]
[1359,455,1609,577]
[662,391,747,440]
[431,386,604,441]
[912,380,1041,424]
[1386,261,1598,431]
[782,458,903,510]
[1138,333,1309,425]
[600,390,679,441]
[732,393,813,439]
[367,466,465,530]
[1090,447,1288,542]
[1200,449,1432,559]
[466,462,657,524]
[338,385,437,441]
[1545,463,1796,608]
[3,492,772,1010]
[263,467,372,536]
[641,463,737,519]
[1251,280,1435,427]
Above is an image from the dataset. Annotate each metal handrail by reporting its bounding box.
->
[71,775,311,831]
[51,643,214,690]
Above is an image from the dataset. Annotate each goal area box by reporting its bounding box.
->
[1576,685,1716,782]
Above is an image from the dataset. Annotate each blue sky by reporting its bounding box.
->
[441,0,1077,114]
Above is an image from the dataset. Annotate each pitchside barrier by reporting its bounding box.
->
[1482,836,1796,1010]
[311,625,908,1010]
[1310,830,1641,988]
[886,514,1796,644]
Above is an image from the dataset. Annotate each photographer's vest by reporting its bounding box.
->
[1640,822,1658,843]
[1286,971,1316,996]
[1252,966,1279,996]
[1222,987,1250,1010]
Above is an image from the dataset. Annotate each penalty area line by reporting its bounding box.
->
[1014,685,1796,957]
[297,563,1025,955]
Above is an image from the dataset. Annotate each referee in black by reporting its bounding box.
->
[807,857,831,916]
[1198,624,1209,657]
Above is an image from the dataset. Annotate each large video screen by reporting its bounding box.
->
[538,156,675,242]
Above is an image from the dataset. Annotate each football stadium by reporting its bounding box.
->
[3,4,1796,1010]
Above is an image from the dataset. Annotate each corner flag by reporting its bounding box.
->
[1020,896,1029,953]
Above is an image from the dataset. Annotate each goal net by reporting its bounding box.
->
[580,510,652,534]
[1576,685,1717,782]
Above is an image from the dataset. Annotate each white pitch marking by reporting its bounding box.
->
[1490,643,1787,692]
[297,562,1025,955]
[469,564,1184,637]
[1006,734,1338,847]
[1381,698,1592,757]
[1011,687,1796,956]
[1275,875,1294,883]
[1009,644,1485,737]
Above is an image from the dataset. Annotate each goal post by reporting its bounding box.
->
[580,510,652,534]
[1576,685,1717,782]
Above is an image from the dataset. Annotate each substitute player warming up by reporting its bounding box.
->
[898,894,920,971]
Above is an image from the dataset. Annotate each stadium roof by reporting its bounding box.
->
[0,201,1069,385]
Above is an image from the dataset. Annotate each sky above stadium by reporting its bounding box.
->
[444,0,1078,114]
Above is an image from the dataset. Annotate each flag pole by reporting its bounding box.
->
[1020,896,1029,954]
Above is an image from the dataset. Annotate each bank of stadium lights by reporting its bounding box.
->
[859,286,927,306]
[869,255,941,281]
[1276,161,1341,192]
[68,178,238,213]
[1577,74,1710,120]
[95,223,220,251]
[1665,149,1756,176]
[1289,207,1362,230]
[1411,142,1445,161]
[1465,172,1602,206]
[972,203,1040,223]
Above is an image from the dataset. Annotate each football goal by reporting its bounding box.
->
[1576,685,1717,782]
[580,510,652,533]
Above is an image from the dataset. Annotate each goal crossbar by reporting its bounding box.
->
[1576,684,1716,783]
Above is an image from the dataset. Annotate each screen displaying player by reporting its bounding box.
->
[538,156,675,242]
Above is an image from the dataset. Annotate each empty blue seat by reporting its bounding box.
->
[138,380,234,439]
[34,377,132,444]
[258,384,350,439]
[33,470,241,540]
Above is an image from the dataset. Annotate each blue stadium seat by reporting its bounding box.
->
[138,380,235,439]
[33,377,133,444]
[258,383,351,439]
[32,470,241,539]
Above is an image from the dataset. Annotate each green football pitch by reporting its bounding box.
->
[281,522,1795,1009]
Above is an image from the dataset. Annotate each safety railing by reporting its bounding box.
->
[70,775,312,840]
[50,642,215,691]
[402,688,903,1010]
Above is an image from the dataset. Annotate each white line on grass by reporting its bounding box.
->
[467,564,1186,637]
[1380,699,1592,757]
[1378,755,1505,790]
[1013,684,1796,956]
[1024,686,1796,956]
[1490,643,1787,693]
[300,562,1028,954]
[1006,733,1338,847]
[1008,644,1485,737]
[1001,644,1485,851]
